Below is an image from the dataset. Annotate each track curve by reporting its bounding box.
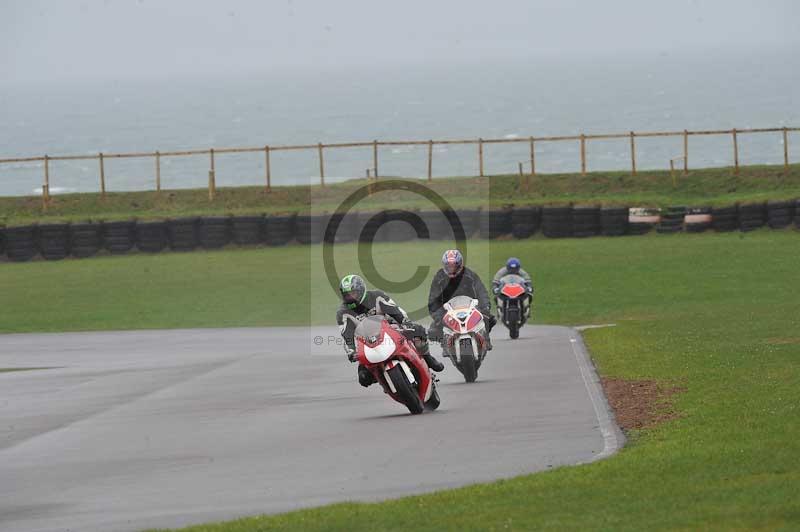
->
[0,325,622,532]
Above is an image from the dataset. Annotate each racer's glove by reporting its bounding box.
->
[345,346,357,363]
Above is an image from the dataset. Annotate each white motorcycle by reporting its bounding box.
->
[440,295,488,383]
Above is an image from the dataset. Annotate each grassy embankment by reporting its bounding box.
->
[1,163,799,226]
[1,231,798,529]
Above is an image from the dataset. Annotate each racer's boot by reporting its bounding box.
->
[485,334,493,351]
[357,364,376,387]
[417,339,444,372]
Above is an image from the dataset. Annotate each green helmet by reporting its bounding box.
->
[340,274,367,309]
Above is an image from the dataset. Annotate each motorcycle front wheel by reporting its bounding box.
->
[387,365,424,414]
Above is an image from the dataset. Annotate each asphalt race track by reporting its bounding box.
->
[0,326,623,532]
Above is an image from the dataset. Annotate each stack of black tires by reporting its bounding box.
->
[767,200,795,229]
[711,206,738,232]
[542,207,572,238]
[600,207,628,236]
[657,206,686,234]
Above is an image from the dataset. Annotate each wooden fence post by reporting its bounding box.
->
[518,162,524,190]
[99,152,106,197]
[373,140,379,179]
[629,131,637,176]
[427,140,433,181]
[732,128,739,175]
[43,154,50,203]
[318,143,325,186]
[783,127,789,172]
[264,145,271,191]
[155,151,161,192]
[580,134,586,176]
[478,138,484,177]
[529,137,536,176]
[208,148,216,201]
[683,130,689,174]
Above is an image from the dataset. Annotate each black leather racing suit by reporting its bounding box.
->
[336,290,435,385]
[427,267,496,342]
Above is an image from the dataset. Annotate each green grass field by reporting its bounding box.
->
[1,163,799,226]
[2,230,799,530]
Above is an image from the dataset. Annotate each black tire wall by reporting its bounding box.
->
[5,226,38,262]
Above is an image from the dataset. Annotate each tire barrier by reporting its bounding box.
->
[572,205,601,238]
[657,206,686,234]
[767,200,794,229]
[600,207,628,236]
[168,218,199,251]
[454,209,479,238]
[377,209,422,242]
[511,206,541,239]
[738,203,766,232]
[231,215,264,245]
[70,222,102,258]
[38,223,71,260]
[199,217,230,249]
[326,212,358,244]
[684,207,712,233]
[296,214,326,245]
[542,206,572,238]
[5,225,38,262]
[419,210,451,240]
[3,201,798,264]
[264,214,295,246]
[135,221,168,253]
[796,199,800,229]
[628,207,660,235]
[711,205,738,232]
[103,220,136,254]
[479,209,512,239]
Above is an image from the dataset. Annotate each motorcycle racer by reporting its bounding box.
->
[427,249,496,349]
[336,274,444,387]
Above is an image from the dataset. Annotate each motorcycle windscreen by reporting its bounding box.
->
[448,295,474,310]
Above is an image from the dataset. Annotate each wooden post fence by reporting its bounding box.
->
[683,130,689,174]
[155,151,161,192]
[478,138,484,177]
[98,152,106,197]
[2,125,799,195]
[529,137,536,176]
[264,145,271,191]
[580,134,586,176]
[373,140,379,179]
[783,127,789,172]
[427,140,433,181]
[318,143,325,186]
[43,154,50,203]
[208,148,216,201]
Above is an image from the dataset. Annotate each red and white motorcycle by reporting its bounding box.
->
[353,314,441,414]
[441,295,488,383]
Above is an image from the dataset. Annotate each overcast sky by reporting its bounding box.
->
[2,0,799,84]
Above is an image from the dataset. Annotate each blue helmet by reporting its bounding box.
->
[506,257,521,275]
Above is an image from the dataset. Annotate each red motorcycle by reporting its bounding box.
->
[354,315,441,414]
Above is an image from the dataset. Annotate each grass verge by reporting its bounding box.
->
[1,163,799,226]
[2,230,799,529]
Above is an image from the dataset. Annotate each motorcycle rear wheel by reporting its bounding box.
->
[387,365,424,414]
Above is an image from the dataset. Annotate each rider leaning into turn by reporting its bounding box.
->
[492,257,534,313]
[427,249,496,349]
[336,274,445,387]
